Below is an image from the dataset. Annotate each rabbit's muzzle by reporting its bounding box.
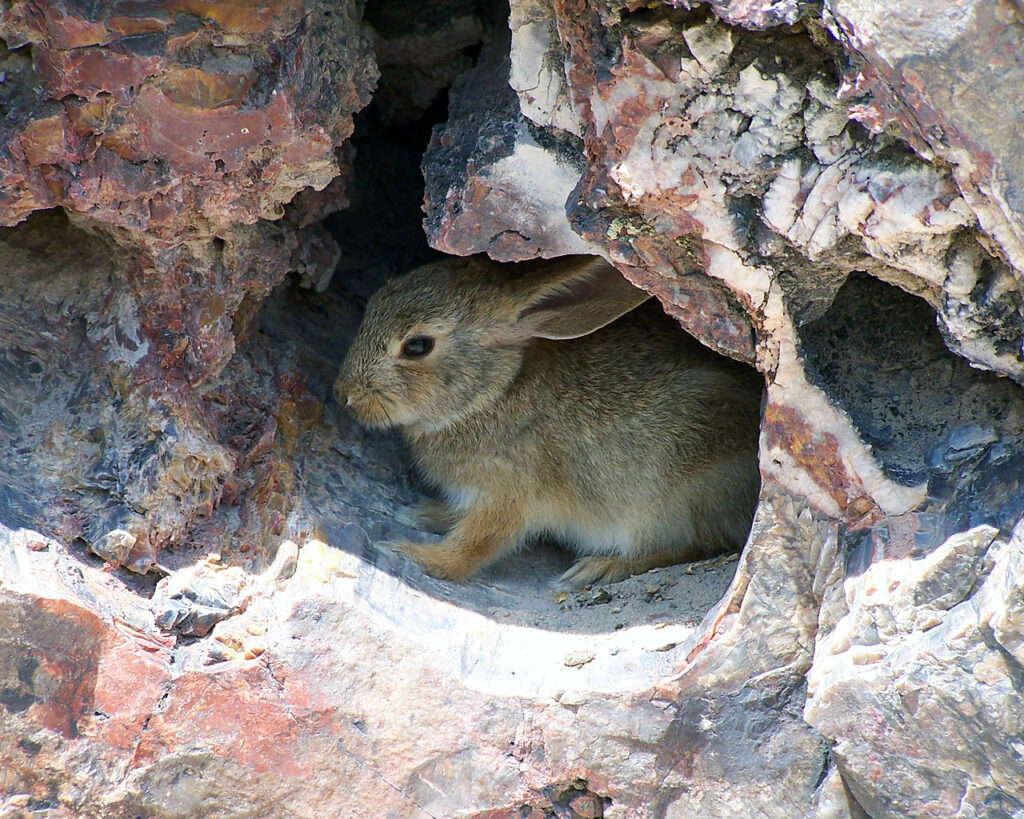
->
[334,376,397,429]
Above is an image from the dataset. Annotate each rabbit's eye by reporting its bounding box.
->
[400,335,435,359]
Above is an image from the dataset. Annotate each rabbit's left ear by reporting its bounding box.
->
[510,257,651,341]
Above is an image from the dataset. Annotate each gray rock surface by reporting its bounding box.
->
[1,0,1023,817]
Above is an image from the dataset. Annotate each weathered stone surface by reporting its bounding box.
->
[0,0,376,233]
[0,211,324,576]
[509,0,583,136]
[2,0,1024,816]
[806,523,1024,817]
[0,0,375,575]
[0,480,836,817]
[819,0,1024,386]
[0,0,374,385]
[825,0,1024,273]
[423,23,599,261]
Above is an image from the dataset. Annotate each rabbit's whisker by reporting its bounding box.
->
[370,389,394,426]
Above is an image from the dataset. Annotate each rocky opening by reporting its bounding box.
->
[258,5,759,683]
[2,0,1023,814]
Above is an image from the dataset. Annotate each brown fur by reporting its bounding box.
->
[334,256,763,588]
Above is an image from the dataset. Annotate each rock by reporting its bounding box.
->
[562,649,596,667]
[824,0,1024,383]
[365,0,483,124]
[825,0,1024,270]
[152,541,297,637]
[422,21,599,261]
[0,0,376,234]
[0,0,374,572]
[90,528,138,565]
[509,0,584,136]
[1,0,1024,816]
[806,524,1024,817]
[0,479,835,816]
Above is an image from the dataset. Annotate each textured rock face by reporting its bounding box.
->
[0,0,375,573]
[2,1,1024,818]
[1,0,375,232]
[806,523,1024,817]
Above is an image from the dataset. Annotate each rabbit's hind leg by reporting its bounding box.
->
[397,500,523,583]
[556,550,684,590]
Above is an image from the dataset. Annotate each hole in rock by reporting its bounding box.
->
[250,5,762,693]
[799,272,1024,540]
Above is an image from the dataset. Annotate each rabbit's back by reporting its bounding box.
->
[409,300,762,561]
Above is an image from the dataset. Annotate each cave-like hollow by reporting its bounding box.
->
[250,63,763,695]
[0,0,762,700]
[798,272,1024,556]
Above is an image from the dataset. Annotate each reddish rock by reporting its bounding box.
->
[827,0,1024,271]
[422,25,599,262]
[0,0,375,574]
[2,1,1024,817]
[0,481,833,816]
[0,0,376,233]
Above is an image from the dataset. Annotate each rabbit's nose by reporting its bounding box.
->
[332,377,353,408]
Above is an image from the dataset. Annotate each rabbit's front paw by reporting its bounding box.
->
[397,499,458,535]
[396,539,473,583]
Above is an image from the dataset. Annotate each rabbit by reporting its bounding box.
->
[333,254,763,588]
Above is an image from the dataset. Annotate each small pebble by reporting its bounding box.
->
[559,689,587,707]
[589,588,612,605]
[563,649,596,667]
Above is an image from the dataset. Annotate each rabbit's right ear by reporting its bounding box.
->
[502,258,652,342]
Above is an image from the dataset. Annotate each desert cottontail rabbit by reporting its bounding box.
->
[334,255,762,588]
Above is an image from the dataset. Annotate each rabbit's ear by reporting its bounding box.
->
[511,258,651,341]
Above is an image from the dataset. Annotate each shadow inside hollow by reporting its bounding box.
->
[265,98,741,637]
[800,272,1024,557]
[264,271,738,637]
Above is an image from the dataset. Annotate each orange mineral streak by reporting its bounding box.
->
[156,67,254,110]
[763,402,881,527]
[132,666,308,777]
[1,0,303,49]
[18,115,69,166]
[25,599,104,739]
